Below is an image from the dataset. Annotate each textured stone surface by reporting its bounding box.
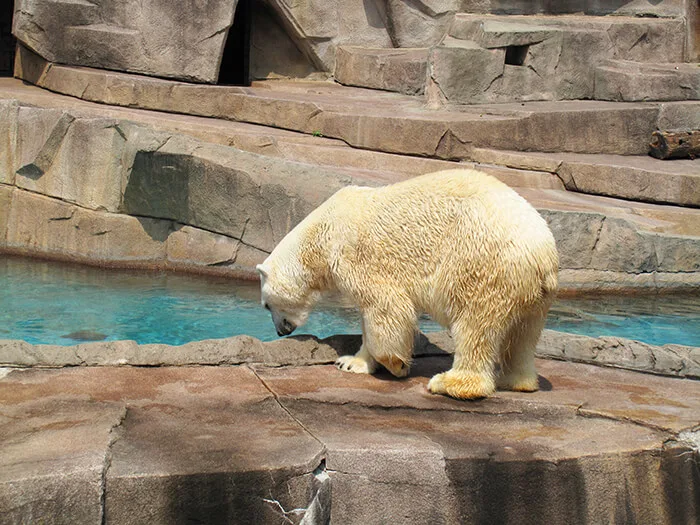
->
[249,2,322,81]
[263,0,392,72]
[659,101,700,130]
[0,388,125,524]
[438,13,687,104]
[104,367,323,525]
[4,189,169,265]
[0,355,698,524]
[0,185,11,244]
[122,141,355,253]
[0,366,325,525]
[15,117,127,212]
[430,38,505,103]
[335,46,428,95]
[13,0,238,83]
[1,329,697,385]
[1,78,698,289]
[596,60,700,102]
[11,52,680,157]
[13,105,68,179]
[458,0,687,17]
[382,0,456,48]
[0,100,18,184]
[537,207,700,276]
[538,330,700,379]
[470,149,700,207]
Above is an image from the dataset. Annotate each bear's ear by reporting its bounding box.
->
[256,264,269,278]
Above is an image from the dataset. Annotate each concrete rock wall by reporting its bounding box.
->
[0,99,360,276]
[13,0,238,83]
[1,98,699,291]
[12,0,697,87]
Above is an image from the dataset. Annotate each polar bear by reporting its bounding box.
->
[257,169,558,399]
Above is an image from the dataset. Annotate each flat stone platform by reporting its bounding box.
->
[1,349,698,524]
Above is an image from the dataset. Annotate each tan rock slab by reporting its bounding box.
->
[14,1,238,83]
[10,52,683,156]
[335,46,429,95]
[0,371,127,524]
[0,366,325,525]
[15,117,127,212]
[0,185,11,244]
[595,60,700,102]
[5,189,169,265]
[257,357,699,525]
[0,100,18,184]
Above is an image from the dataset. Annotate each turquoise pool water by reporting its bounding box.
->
[1,256,698,347]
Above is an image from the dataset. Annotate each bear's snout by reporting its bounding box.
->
[276,319,296,337]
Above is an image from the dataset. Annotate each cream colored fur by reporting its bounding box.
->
[258,169,559,399]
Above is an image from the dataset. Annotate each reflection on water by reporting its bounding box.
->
[546,295,700,347]
[1,256,698,347]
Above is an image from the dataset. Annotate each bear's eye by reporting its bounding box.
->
[264,304,270,311]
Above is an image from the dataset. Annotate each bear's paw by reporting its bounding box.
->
[427,370,495,399]
[336,355,377,375]
[496,371,539,392]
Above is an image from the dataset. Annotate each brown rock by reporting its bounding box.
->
[537,330,700,379]
[430,38,505,104]
[14,0,238,83]
[0,100,18,184]
[166,225,241,268]
[0,185,11,244]
[596,60,700,102]
[16,117,127,212]
[335,46,428,95]
[0,387,125,524]
[5,189,169,265]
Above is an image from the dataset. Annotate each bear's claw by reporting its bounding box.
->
[335,355,376,375]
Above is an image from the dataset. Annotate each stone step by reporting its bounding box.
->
[14,48,700,157]
[458,1,685,18]
[2,82,699,292]
[61,24,142,75]
[595,60,700,102]
[470,148,700,207]
[431,13,688,104]
[333,14,692,104]
[451,13,686,52]
[334,46,429,95]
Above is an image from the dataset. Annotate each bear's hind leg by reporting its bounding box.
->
[428,316,503,399]
[496,307,547,392]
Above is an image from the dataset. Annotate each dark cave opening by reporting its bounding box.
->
[218,0,252,85]
[0,1,16,76]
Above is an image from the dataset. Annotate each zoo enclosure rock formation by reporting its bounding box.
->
[13,0,240,83]
[1,76,699,292]
[11,1,700,104]
[1,341,699,525]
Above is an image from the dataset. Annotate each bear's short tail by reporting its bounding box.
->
[541,269,559,301]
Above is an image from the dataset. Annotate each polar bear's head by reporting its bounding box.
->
[256,262,319,337]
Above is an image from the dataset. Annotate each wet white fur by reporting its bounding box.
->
[258,169,558,399]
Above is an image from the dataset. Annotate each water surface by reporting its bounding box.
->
[1,257,698,347]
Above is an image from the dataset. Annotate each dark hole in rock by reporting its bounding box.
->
[218,0,252,86]
[0,0,16,76]
[505,45,529,66]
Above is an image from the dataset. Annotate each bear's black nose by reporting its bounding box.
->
[276,319,296,337]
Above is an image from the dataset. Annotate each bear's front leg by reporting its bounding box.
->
[335,344,378,375]
[343,306,414,378]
